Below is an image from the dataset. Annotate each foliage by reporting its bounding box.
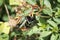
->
[0,0,60,40]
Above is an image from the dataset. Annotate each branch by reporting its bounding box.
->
[4,3,10,20]
[19,20,27,28]
[40,15,51,18]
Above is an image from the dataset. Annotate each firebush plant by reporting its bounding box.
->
[0,0,60,40]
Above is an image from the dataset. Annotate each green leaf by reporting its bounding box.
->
[43,0,53,16]
[26,0,36,5]
[58,34,60,40]
[43,8,52,16]
[40,0,44,6]
[0,22,4,34]
[2,22,10,34]
[50,34,58,40]
[40,31,52,37]
[0,33,9,40]
[40,18,47,24]
[36,14,40,21]
[55,8,60,16]
[0,0,3,6]
[27,26,40,36]
[46,24,53,31]
[47,19,58,32]
[0,22,10,34]
[58,0,60,3]
[23,7,32,16]
[44,0,51,8]
[10,32,16,37]
[53,17,60,24]
[39,37,44,40]
[0,36,3,40]
[9,0,23,5]
[2,14,8,21]
[47,19,57,27]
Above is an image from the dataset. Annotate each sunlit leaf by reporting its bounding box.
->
[43,8,52,16]
[0,22,4,34]
[58,0,60,3]
[53,17,60,24]
[47,19,57,27]
[47,19,58,32]
[0,36,3,40]
[0,22,10,34]
[2,22,10,34]
[40,31,52,37]
[55,8,60,16]
[44,0,51,8]
[50,34,58,40]
[9,0,23,5]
